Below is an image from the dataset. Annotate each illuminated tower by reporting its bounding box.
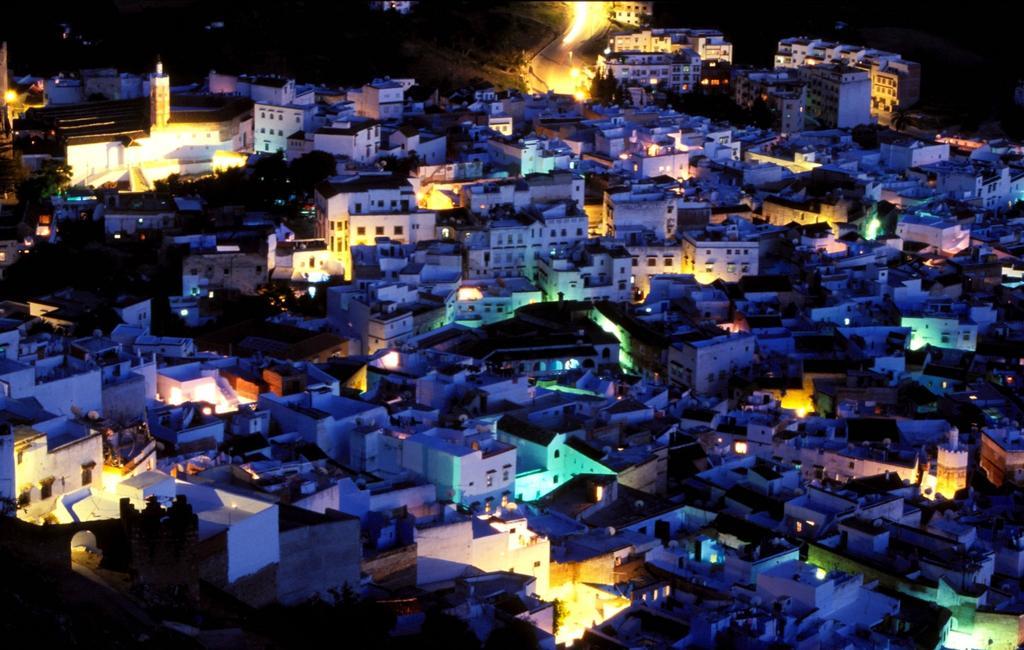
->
[0,41,17,202]
[0,41,10,136]
[1,41,8,102]
[935,427,968,499]
[150,57,170,129]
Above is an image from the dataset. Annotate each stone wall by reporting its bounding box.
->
[278,514,360,605]
[362,543,417,588]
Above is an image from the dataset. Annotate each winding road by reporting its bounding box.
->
[526,1,612,96]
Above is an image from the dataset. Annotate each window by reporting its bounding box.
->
[534,560,542,568]
[554,449,560,459]
[647,258,657,267]
[40,478,54,500]
[357,226,366,236]
[375,227,384,236]
[81,463,94,486]
[354,203,362,213]
[394,226,403,236]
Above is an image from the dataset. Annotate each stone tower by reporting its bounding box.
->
[150,57,170,129]
[121,494,199,612]
[936,427,968,499]
[1,41,8,102]
[0,41,12,150]
[0,42,16,203]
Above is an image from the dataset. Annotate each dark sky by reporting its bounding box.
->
[3,1,1018,119]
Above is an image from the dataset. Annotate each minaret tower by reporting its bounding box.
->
[936,426,968,499]
[1,41,17,202]
[150,56,170,129]
[1,41,11,134]
[1,41,9,102]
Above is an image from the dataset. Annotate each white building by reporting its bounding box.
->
[681,220,759,284]
[895,213,969,255]
[604,184,677,239]
[312,120,381,162]
[382,126,447,165]
[465,202,589,280]
[913,160,1022,210]
[732,68,806,135]
[609,28,733,63]
[400,427,517,507]
[774,38,920,123]
[535,242,634,303]
[798,63,872,129]
[315,173,435,279]
[350,78,410,121]
[254,84,316,154]
[415,509,550,593]
[1,399,103,521]
[453,278,542,327]
[597,50,702,94]
[879,137,949,171]
[668,331,755,394]
[48,60,252,188]
[610,1,652,27]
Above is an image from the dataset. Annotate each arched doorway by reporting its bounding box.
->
[70,530,102,570]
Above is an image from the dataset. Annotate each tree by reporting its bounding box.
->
[750,98,774,130]
[289,150,337,195]
[552,598,568,635]
[379,151,421,177]
[891,107,910,133]
[484,619,540,650]
[251,151,291,204]
[852,124,880,149]
[16,159,72,204]
[419,607,479,650]
[0,153,26,199]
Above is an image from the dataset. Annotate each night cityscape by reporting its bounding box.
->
[4,1,1024,648]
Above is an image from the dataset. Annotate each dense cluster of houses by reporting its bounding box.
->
[3,7,1024,648]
